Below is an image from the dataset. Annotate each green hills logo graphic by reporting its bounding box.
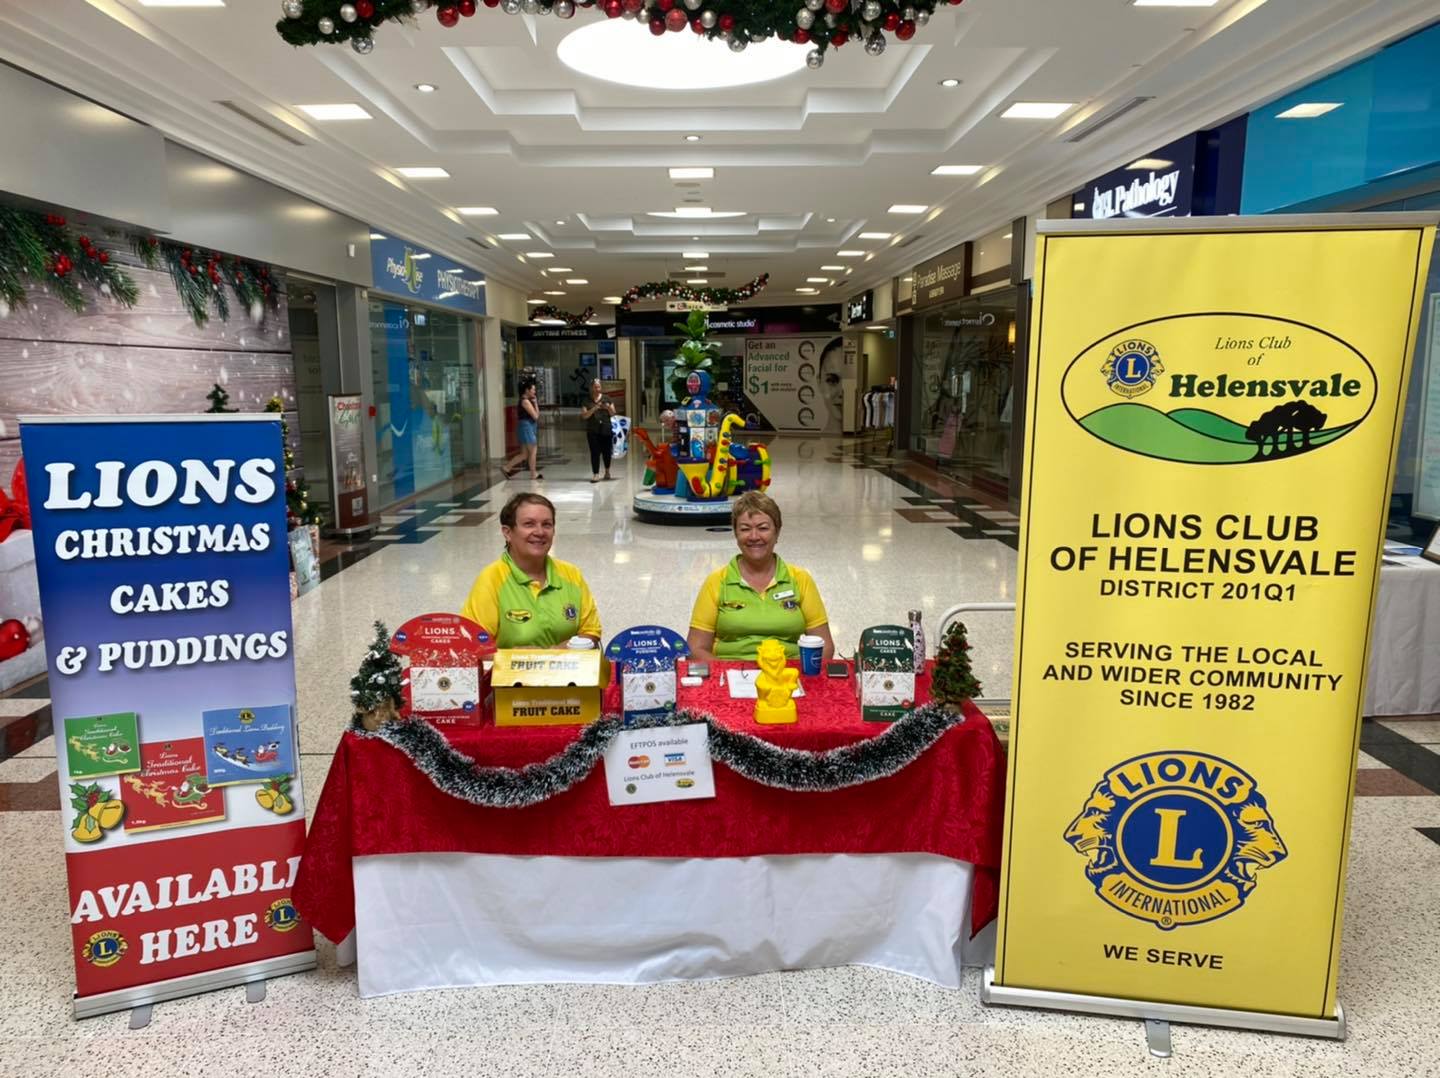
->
[1061,313,1376,465]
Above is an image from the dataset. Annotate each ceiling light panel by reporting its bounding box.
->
[684,265,708,272]
[837,250,864,257]
[297,103,371,121]
[137,0,224,5]
[1001,102,1075,119]
[858,232,892,240]
[557,20,807,91]
[1275,102,1343,119]
[931,164,984,176]
[498,233,531,241]
[415,83,437,93]
[566,278,589,285]
[395,166,450,178]
[456,206,498,216]
[683,251,708,259]
[669,167,714,179]
[544,290,566,295]
[820,265,845,271]
[527,252,554,258]
[686,278,708,284]
[1132,0,1217,6]
[888,205,927,214]
[806,277,829,283]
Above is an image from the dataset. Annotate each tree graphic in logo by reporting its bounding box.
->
[1245,400,1327,460]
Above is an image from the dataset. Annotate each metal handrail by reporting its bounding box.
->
[936,601,1016,712]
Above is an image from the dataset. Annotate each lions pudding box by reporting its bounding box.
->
[391,613,493,725]
[605,625,689,725]
[493,649,604,726]
[856,624,916,722]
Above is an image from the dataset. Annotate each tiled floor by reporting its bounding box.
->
[2,428,1439,1075]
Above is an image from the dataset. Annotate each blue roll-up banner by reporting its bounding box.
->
[18,415,315,1019]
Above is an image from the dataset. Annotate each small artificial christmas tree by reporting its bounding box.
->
[205,383,237,413]
[931,620,982,708]
[264,395,322,528]
[350,621,404,731]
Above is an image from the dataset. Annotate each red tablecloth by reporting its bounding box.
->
[294,661,1006,946]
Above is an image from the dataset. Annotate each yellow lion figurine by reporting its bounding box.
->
[754,638,799,725]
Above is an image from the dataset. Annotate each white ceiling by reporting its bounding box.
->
[1,0,1434,315]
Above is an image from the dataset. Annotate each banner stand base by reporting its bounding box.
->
[75,950,316,1021]
[981,966,1346,1042]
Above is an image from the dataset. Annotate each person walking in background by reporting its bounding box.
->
[502,378,542,481]
[581,378,616,483]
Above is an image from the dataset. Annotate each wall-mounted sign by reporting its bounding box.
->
[1073,134,1198,221]
[666,300,728,312]
[617,304,840,338]
[516,325,612,341]
[368,234,486,315]
[912,244,967,309]
[846,290,874,325]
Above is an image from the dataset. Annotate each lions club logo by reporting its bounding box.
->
[264,898,300,933]
[1064,751,1286,930]
[82,930,127,967]
[1101,339,1163,399]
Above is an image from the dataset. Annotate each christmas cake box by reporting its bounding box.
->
[493,648,603,726]
[121,737,226,833]
[391,613,494,725]
[856,624,916,723]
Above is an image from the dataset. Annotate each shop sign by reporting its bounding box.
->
[516,325,611,341]
[912,244,967,309]
[618,305,838,337]
[666,300,728,312]
[991,217,1435,1034]
[1075,135,1197,221]
[368,233,486,315]
[846,290,873,324]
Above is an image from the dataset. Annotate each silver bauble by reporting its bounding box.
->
[352,34,375,52]
[804,0,823,9]
[555,0,575,16]
[728,34,747,51]
[281,0,304,18]
[861,1,879,19]
[340,3,358,22]
[864,31,885,55]
[683,0,703,9]
[901,6,914,19]
[410,0,429,13]
[699,9,716,26]
[806,47,823,68]
[317,15,335,34]
[795,8,814,29]
[914,7,927,24]
[824,12,835,26]
[502,0,521,12]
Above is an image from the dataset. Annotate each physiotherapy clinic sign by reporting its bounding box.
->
[987,216,1436,1037]
[19,415,315,1019]
[368,232,486,316]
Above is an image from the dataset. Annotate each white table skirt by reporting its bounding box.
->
[342,852,991,998]
[1366,557,1440,717]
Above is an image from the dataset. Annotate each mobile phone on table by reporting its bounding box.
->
[688,661,710,679]
[825,660,848,678]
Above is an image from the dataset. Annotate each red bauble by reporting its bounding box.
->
[665,6,687,29]
[98,251,109,264]
[793,26,809,42]
[45,214,65,227]
[649,15,665,32]
[830,29,847,45]
[882,11,899,29]
[895,17,914,38]
[436,5,460,26]
[824,0,845,11]
[484,0,499,6]
[690,16,704,31]
[623,0,644,12]
[79,235,92,249]
[459,0,477,13]
[356,0,375,15]
[658,0,674,11]
[0,619,28,662]
[717,12,734,30]
[604,0,622,15]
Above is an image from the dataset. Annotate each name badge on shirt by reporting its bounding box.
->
[773,590,795,600]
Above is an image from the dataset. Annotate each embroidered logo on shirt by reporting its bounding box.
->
[564,604,578,621]
[783,600,799,610]
[505,609,533,623]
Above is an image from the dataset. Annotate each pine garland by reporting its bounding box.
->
[0,206,138,314]
[620,273,768,312]
[132,234,279,329]
[531,304,596,326]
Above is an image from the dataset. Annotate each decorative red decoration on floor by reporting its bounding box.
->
[0,619,29,662]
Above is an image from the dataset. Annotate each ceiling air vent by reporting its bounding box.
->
[215,100,307,147]
[1063,96,1154,143]
[896,234,925,249]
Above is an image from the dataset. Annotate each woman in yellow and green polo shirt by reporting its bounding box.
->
[460,493,601,648]
[687,491,836,662]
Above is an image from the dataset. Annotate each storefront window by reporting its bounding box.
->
[368,300,484,506]
[910,291,1018,494]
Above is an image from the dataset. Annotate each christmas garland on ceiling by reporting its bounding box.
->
[531,304,597,326]
[619,272,768,311]
[278,0,958,62]
[352,701,966,806]
[0,207,139,318]
[132,235,280,329]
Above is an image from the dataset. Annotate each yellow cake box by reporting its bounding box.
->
[492,649,603,726]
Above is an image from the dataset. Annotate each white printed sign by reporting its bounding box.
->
[603,723,716,805]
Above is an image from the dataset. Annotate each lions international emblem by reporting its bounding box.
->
[1064,751,1286,930]
[1102,339,1163,398]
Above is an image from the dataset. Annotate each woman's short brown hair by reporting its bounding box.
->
[731,491,781,533]
[500,492,555,528]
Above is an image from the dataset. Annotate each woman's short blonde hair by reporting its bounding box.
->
[731,490,781,532]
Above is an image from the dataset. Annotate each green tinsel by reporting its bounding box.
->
[621,273,768,312]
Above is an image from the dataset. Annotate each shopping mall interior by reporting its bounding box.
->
[2,0,1440,1073]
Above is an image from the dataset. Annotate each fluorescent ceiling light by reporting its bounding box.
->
[806,277,829,283]
[669,167,714,179]
[685,265,709,272]
[938,78,960,88]
[369,232,386,240]
[867,324,888,330]
[544,290,566,296]
[558,20,807,91]
[297,103,371,121]
[887,205,927,214]
[1276,102,1343,119]
[498,233,531,241]
[1001,102,1074,119]
[415,83,437,93]
[650,208,746,219]
[687,278,708,284]
[1132,0,1217,6]
[1002,232,1012,239]
[821,265,845,271]
[527,299,545,305]
[683,250,708,259]
[1127,158,1174,170]
[527,252,554,259]
[796,287,818,294]
[136,0,224,6]
[931,164,984,176]
[550,267,574,273]
[837,250,864,257]
[685,134,702,142]
[456,206,498,216]
[410,253,431,260]
[603,296,623,302]
[395,166,450,178]
[566,278,589,285]
[858,232,892,240]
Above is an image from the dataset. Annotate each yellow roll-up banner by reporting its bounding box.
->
[992,216,1436,1031]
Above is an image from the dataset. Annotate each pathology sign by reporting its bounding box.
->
[368,233,486,315]
[19,415,314,1018]
[1076,135,1197,220]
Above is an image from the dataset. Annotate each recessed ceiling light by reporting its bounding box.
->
[544,290,566,295]
[686,278,708,284]
[369,232,386,240]
[1132,0,1217,6]
[456,206,498,216]
[136,0,224,6]
[498,233,531,241]
[527,252,554,259]
[888,205,927,214]
[806,277,829,283]
[837,250,865,257]
[825,217,837,223]
[603,295,623,303]
[938,78,961,88]
[298,103,371,121]
[858,232,892,240]
[566,278,589,285]
[683,250,708,259]
[1001,102,1075,119]
[649,208,746,219]
[684,265,709,272]
[415,83,438,93]
[550,267,574,273]
[555,219,566,225]
[685,134,702,142]
[931,164,984,176]
[527,298,545,305]
[796,287,819,294]
[558,20,807,91]
[669,167,714,179]
[1276,102,1343,119]
[395,166,450,178]
[1002,232,1012,239]
[821,265,845,271]
[410,253,431,260]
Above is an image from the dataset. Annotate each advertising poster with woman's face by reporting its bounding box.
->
[743,336,847,432]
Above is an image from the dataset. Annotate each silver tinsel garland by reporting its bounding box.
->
[351,702,966,806]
